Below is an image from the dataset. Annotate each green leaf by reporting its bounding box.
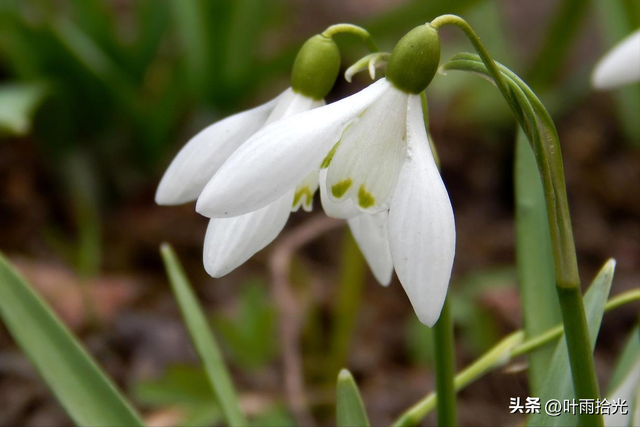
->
[160,243,247,427]
[336,369,370,427]
[608,325,640,394]
[0,252,144,427]
[133,365,222,427]
[514,129,562,395]
[527,259,616,427]
[0,82,47,136]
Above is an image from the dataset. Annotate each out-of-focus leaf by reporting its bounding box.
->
[212,279,277,370]
[250,406,296,427]
[336,369,370,427]
[514,129,562,395]
[160,244,247,427]
[0,82,47,136]
[527,260,616,427]
[608,325,640,394]
[134,365,222,427]
[0,252,144,427]
[170,0,212,97]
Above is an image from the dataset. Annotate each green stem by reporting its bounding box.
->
[432,299,457,427]
[430,15,601,425]
[392,289,640,427]
[322,24,379,52]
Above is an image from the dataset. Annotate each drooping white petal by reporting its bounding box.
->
[348,212,393,286]
[388,95,455,327]
[592,30,640,90]
[203,190,294,277]
[327,82,409,214]
[604,360,640,427]
[319,169,360,219]
[197,79,391,218]
[292,170,319,212]
[155,90,288,205]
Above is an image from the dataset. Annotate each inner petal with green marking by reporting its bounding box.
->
[292,170,319,212]
[326,84,409,213]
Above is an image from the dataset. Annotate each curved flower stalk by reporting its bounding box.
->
[592,29,640,90]
[156,32,345,277]
[197,26,455,326]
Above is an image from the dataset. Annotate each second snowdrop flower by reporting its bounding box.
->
[197,25,456,326]
[156,34,341,277]
[592,29,640,90]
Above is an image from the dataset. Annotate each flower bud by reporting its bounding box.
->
[386,24,441,94]
[291,35,341,100]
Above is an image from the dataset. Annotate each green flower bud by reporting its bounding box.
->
[386,24,441,94]
[291,35,341,100]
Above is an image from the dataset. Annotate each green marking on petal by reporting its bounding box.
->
[331,179,352,198]
[321,142,340,169]
[293,186,314,208]
[357,185,375,208]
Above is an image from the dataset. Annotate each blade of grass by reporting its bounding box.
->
[160,243,247,427]
[514,129,562,395]
[0,252,144,427]
[336,369,370,427]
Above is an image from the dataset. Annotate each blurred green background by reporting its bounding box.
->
[0,0,638,425]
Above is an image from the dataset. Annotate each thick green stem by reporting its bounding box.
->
[432,299,457,426]
[430,15,601,425]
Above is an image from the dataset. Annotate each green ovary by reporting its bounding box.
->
[293,186,314,208]
[331,179,353,198]
[357,185,375,208]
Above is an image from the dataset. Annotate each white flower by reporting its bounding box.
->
[592,29,640,90]
[156,88,323,277]
[197,78,456,326]
[605,360,640,427]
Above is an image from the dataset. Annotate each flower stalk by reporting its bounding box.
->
[321,23,379,52]
[430,15,602,425]
[432,298,457,427]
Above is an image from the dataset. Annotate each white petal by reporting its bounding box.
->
[197,79,391,218]
[319,169,360,219]
[388,95,455,327]
[203,190,294,277]
[326,82,409,214]
[348,212,393,286]
[604,360,640,427]
[155,90,289,205]
[292,170,319,212]
[593,30,640,90]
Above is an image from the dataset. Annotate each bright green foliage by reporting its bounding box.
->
[0,252,144,427]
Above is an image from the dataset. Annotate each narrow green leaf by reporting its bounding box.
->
[608,325,640,394]
[0,252,144,427]
[336,369,370,427]
[160,243,247,427]
[0,82,47,136]
[514,129,562,395]
[527,259,616,427]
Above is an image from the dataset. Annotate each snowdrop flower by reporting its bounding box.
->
[197,25,455,326]
[592,29,640,90]
[156,34,340,276]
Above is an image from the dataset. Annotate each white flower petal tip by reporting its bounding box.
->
[155,93,284,205]
[319,169,360,219]
[291,171,319,213]
[326,83,409,214]
[197,79,391,218]
[203,191,294,277]
[388,95,456,327]
[348,212,393,286]
[592,30,640,90]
